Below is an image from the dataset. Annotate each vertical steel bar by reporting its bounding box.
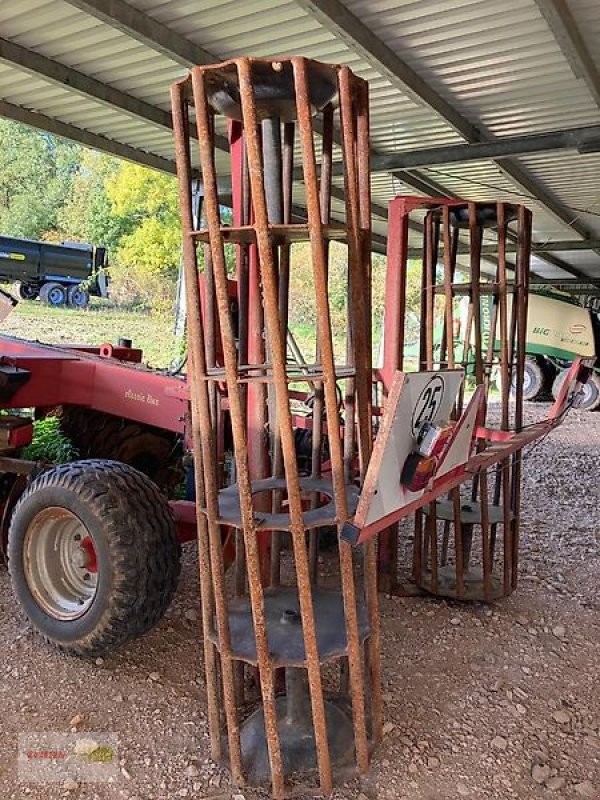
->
[271,120,296,587]
[238,57,334,794]
[428,503,438,594]
[171,79,240,781]
[424,212,435,370]
[191,64,285,795]
[293,57,370,775]
[382,200,409,389]
[511,206,531,590]
[309,107,334,583]
[442,206,455,370]
[452,490,465,599]
[479,467,492,601]
[355,74,382,747]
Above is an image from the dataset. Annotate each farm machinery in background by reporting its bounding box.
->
[506,291,600,409]
[0,55,592,798]
[0,234,108,308]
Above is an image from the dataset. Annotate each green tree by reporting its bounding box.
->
[106,163,182,312]
[59,150,126,251]
[0,120,81,239]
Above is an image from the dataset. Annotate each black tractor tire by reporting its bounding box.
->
[67,285,90,309]
[552,367,600,411]
[39,282,68,307]
[8,460,181,657]
[514,356,545,402]
[19,282,40,301]
[55,406,184,492]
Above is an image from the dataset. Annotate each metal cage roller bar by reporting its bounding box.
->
[172,56,380,796]
[380,196,533,602]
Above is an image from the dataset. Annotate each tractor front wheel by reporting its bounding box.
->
[8,460,181,657]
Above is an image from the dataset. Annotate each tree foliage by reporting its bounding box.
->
[1,120,422,329]
[0,120,81,239]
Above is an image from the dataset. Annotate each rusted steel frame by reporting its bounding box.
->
[423,212,436,370]
[270,122,296,587]
[339,67,372,481]
[382,200,409,389]
[479,467,492,601]
[468,203,486,508]
[230,123,249,701]
[456,266,474,416]
[496,204,510,433]
[511,207,531,590]
[428,502,439,593]
[239,58,334,794]
[340,73,357,483]
[309,105,334,583]
[442,206,456,370]
[355,74,382,747]
[262,117,283,500]
[378,200,409,585]
[231,122,249,598]
[293,57,370,774]
[440,210,458,568]
[191,65,285,793]
[171,80,235,776]
[243,126,271,586]
[452,489,465,599]
[490,202,511,575]
[418,218,428,372]
[412,507,423,583]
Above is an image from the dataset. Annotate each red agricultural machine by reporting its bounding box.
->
[0,55,593,797]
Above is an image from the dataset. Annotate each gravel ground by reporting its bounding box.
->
[1,404,599,800]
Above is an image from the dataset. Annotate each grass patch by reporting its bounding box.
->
[1,297,179,369]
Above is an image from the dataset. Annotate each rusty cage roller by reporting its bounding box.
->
[379,196,531,602]
[171,57,382,797]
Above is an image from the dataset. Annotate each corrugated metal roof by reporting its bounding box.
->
[0,0,599,282]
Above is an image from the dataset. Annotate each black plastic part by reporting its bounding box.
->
[339,520,361,546]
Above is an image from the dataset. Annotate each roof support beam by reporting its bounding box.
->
[295,0,600,266]
[0,99,180,175]
[0,37,229,151]
[0,37,173,132]
[293,0,480,141]
[63,0,212,67]
[367,124,600,172]
[63,2,467,237]
[533,0,600,109]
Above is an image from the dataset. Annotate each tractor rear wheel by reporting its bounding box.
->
[56,406,184,492]
[8,460,181,656]
[40,282,67,307]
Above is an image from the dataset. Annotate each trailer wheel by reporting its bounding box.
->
[67,285,90,309]
[19,282,40,301]
[552,368,600,411]
[40,282,67,307]
[8,460,181,657]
